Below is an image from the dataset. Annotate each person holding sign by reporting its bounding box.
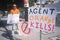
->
[9,4,20,35]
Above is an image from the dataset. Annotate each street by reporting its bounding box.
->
[0,21,60,40]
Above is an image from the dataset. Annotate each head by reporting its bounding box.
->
[12,4,17,9]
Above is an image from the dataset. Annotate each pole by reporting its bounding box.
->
[25,7,28,21]
[24,0,29,21]
[39,0,42,40]
[40,30,42,40]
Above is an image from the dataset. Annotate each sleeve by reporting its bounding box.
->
[10,10,13,14]
[17,9,20,14]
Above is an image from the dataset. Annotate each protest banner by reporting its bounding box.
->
[28,7,57,32]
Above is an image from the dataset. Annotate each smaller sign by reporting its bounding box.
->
[7,14,19,24]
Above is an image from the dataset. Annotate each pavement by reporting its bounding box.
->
[0,21,60,40]
[0,21,40,40]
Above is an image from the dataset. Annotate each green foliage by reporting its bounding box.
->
[19,8,25,12]
[29,0,37,7]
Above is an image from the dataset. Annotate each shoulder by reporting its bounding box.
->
[16,9,20,12]
[16,9,20,11]
[10,9,13,12]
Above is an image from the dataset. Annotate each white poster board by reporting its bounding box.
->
[28,7,57,32]
[7,14,19,24]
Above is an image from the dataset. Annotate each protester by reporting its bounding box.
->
[10,4,20,34]
[10,4,20,14]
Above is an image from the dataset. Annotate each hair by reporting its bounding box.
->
[13,4,17,7]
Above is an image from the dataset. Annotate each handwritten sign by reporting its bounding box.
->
[7,14,19,24]
[28,7,56,32]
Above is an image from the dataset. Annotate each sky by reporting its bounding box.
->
[37,0,60,12]
[37,0,60,2]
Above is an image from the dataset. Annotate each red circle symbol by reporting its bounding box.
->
[21,22,31,34]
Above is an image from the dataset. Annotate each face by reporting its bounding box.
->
[13,6,17,9]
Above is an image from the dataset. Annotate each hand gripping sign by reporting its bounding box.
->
[24,0,29,7]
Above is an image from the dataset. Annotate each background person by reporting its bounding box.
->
[10,4,20,34]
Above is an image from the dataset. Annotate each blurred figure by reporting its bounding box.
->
[10,4,20,14]
[10,4,20,35]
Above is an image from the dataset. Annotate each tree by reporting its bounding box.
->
[29,0,37,7]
